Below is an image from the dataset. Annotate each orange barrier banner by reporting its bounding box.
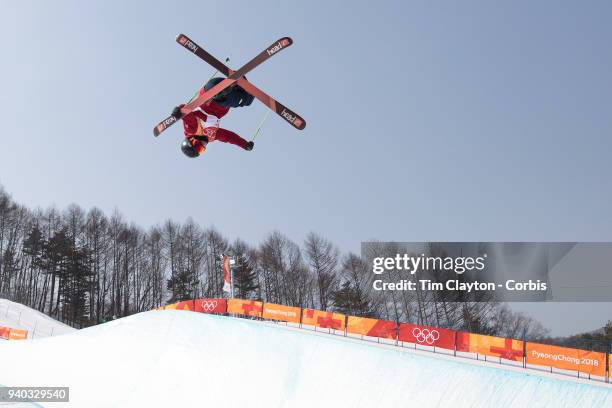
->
[8,329,28,340]
[159,298,227,314]
[163,300,196,311]
[262,303,301,323]
[0,326,10,340]
[526,342,606,376]
[195,298,227,314]
[399,323,455,350]
[0,326,28,340]
[228,299,263,317]
[457,332,523,362]
[346,316,397,339]
[302,309,345,330]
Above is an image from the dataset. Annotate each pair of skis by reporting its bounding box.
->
[153,34,306,137]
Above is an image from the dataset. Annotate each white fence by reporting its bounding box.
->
[0,303,57,339]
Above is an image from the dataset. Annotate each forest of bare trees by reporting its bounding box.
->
[0,185,549,341]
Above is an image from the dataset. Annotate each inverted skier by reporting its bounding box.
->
[171,77,255,158]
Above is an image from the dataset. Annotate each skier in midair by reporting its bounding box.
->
[172,77,255,158]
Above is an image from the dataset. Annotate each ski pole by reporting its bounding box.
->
[251,110,271,142]
[188,57,231,103]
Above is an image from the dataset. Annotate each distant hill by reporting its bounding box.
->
[545,321,611,352]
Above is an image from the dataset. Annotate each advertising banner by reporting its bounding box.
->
[346,316,397,339]
[526,342,606,376]
[8,328,28,340]
[227,299,263,317]
[302,309,345,330]
[195,298,228,314]
[398,323,455,350]
[157,299,227,314]
[457,333,523,361]
[262,303,301,323]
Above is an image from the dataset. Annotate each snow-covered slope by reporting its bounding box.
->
[0,310,610,407]
[0,299,76,339]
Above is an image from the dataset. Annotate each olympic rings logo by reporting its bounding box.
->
[201,300,219,312]
[412,327,440,345]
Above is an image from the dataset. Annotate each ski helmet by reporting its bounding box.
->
[181,139,200,158]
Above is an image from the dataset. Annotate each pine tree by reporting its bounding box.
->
[231,240,259,299]
[233,255,259,299]
[44,229,72,319]
[166,270,198,303]
[64,246,93,326]
[23,224,45,269]
[331,281,371,317]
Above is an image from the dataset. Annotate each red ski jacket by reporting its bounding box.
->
[196,85,230,118]
[181,90,229,136]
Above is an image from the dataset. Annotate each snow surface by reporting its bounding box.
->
[0,299,76,339]
[0,310,611,407]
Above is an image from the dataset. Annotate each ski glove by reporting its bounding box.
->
[172,105,184,120]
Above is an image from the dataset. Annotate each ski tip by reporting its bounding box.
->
[286,115,306,130]
[176,34,194,48]
[280,37,293,47]
[264,37,293,58]
[278,106,305,130]
[153,122,167,137]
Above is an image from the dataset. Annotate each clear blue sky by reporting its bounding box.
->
[1,1,611,335]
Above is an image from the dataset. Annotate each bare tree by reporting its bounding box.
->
[304,232,339,310]
[0,183,554,343]
[258,231,313,307]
